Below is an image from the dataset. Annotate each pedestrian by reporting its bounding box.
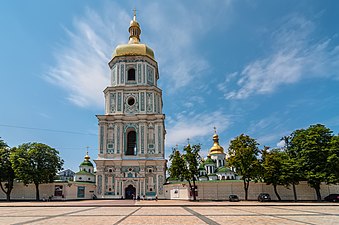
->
[155,194,158,201]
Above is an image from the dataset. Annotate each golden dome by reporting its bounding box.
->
[209,133,224,155]
[113,44,154,59]
[112,11,155,60]
[84,151,90,161]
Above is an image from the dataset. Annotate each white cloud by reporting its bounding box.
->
[45,4,130,108]
[276,139,285,148]
[142,3,211,92]
[221,15,339,100]
[165,111,231,148]
[45,2,234,108]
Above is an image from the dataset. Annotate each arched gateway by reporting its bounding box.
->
[125,185,136,199]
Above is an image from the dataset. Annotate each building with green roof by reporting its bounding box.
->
[74,152,95,183]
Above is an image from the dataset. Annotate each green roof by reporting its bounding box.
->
[75,170,94,175]
[80,160,94,167]
[216,167,231,173]
[204,157,215,164]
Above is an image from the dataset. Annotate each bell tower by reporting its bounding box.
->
[94,12,166,199]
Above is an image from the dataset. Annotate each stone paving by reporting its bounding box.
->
[0,200,338,224]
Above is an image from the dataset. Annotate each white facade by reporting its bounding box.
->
[74,153,95,183]
[94,14,166,199]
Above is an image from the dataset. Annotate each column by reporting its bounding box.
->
[114,179,118,197]
[122,180,124,198]
[156,174,159,195]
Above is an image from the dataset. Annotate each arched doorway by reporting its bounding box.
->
[125,184,136,199]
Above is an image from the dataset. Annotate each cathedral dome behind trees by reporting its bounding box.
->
[198,131,238,181]
[208,134,224,155]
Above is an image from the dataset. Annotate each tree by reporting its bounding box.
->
[280,135,303,201]
[10,142,63,201]
[228,134,261,200]
[261,148,288,201]
[169,144,201,201]
[290,124,339,201]
[328,135,339,182]
[0,139,15,201]
[168,148,186,181]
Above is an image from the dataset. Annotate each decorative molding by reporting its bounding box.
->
[138,64,141,83]
[140,92,145,111]
[158,125,161,154]
[147,65,154,85]
[117,125,120,154]
[146,92,153,113]
[112,65,116,86]
[141,125,144,154]
[100,125,104,154]
[110,93,116,113]
[97,175,102,194]
[117,92,122,111]
[124,93,139,114]
[120,64,125,83]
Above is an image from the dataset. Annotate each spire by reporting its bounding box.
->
[128,9,141,44]
[84,147,90,161]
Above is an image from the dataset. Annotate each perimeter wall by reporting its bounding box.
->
[164,181,339,201]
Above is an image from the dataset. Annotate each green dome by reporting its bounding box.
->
[204,157,215,165]
[216,167,231,173]
[80,160,93,167]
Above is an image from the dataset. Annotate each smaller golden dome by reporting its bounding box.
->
[130,18,139,27]
[209,133,224,155]
[84,151,90,161]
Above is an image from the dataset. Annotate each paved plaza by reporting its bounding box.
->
[0,200,338,224]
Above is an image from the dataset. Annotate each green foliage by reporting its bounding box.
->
[261,148,289,200]
[228,134,260,200]
[182,144,201,182]
[169,149,186,181]
[279,135,303,201]
[289,124,339,201]
[262,149,286,185]
[10,142,64,200]
[168,144,201,200]
[0,139,15,201]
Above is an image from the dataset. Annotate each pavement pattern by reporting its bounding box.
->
[0,200,338,224]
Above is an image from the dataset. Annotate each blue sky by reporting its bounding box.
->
[1,0,339,171]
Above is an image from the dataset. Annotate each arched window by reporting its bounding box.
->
[128,68,136,81]
[126,130,136,155]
